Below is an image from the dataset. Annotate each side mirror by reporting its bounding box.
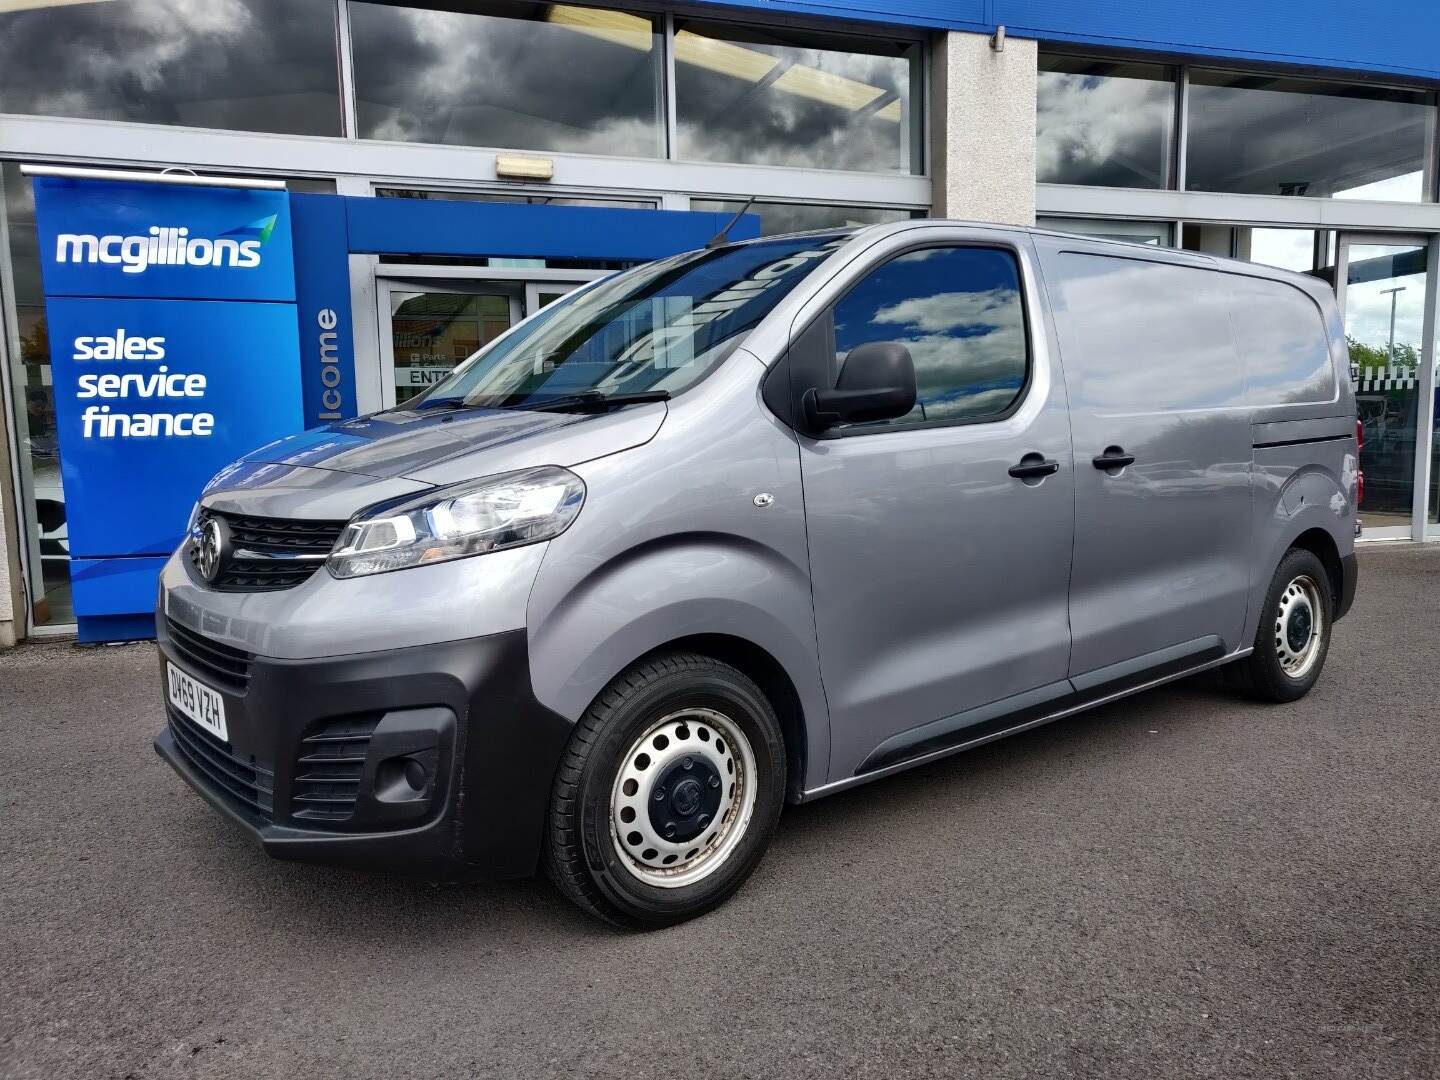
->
[802,341,917,431]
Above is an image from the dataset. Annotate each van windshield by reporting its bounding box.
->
[413,234,849,411]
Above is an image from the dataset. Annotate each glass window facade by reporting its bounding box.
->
[0,0,341,136]
[376,188,657,210]
[350,2,663,158]
[1037,57,1176,189]
[1182,225,1337,278]
[1346,242,1428,528]
[674,21,921,174]
[1037,216,1172,246]
[690,200,915,236]
[1,162,64,625]
[1186,71,1435,201]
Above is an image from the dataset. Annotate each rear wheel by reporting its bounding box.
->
[543,652,786,928]
[1227,547,1334,703]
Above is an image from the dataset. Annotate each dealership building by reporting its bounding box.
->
[1,0,1439,643]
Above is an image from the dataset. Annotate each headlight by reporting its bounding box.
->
[326,466,585,579]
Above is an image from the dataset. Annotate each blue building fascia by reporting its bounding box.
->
[689,0,1440,83]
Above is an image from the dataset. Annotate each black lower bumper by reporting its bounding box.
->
[154,625,572,880]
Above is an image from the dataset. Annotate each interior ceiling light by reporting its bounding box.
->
[545,5,652,50]
[674,29,900,123]
[543,11,900,124]
[673,29,780,82]
[772,64,887,112]
[0,0,116,10]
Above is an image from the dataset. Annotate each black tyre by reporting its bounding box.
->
[1227,547,1334,703]
[543,652,786,929]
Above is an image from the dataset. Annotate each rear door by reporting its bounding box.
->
[792,233,1077,779]
[1035,240,1253,681]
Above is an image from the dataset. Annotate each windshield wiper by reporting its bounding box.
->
[411,397,486,412]
[518,390,671,413]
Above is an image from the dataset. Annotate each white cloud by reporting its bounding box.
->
[871,287,1020,334]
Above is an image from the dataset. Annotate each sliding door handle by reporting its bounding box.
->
[1092,447,1135,471]
[1008,454,1060,480]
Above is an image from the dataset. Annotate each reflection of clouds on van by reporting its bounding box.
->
[834,248,1028,425]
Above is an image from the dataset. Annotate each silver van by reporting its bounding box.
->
[156,221,1359,927]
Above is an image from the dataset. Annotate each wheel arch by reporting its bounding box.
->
[632,634,809,803]
[1289,526,1344,616]
[526,535,831,794]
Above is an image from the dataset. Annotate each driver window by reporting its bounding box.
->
[832,246,1029,428]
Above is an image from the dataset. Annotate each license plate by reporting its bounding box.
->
[167,662,228,742]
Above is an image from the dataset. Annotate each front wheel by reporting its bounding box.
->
[543,652,786,928]
[1227,547,1334,703]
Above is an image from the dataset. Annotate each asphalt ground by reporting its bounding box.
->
[1,544,1437,1079]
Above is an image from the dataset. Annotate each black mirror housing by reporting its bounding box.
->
[802,341,917,431]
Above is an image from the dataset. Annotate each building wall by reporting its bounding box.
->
[930,31,1037,226]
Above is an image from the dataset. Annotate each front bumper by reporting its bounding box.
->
[154,622,572,879]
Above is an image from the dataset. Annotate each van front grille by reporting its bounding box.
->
[191,510,347,593]
[165,617,252,693]
[290,714,382,824]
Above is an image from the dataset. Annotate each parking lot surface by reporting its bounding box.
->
[1,544,1437,1079]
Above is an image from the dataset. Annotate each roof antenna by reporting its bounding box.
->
[706,196,757,249]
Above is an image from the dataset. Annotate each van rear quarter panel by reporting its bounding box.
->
[1238,268,1357,642]
[523,354,830,788]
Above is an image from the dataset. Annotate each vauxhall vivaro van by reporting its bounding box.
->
[156,221,1359,927]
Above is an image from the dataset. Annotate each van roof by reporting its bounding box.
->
[733,218,1334,296]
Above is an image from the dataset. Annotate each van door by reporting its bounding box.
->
[791,239,1076,780]
[1035,242,1253,681]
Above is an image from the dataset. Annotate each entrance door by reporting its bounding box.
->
[525,281,575,317]
[377,274,600,408]
[380,283,521,407]
[1335,235,1431,536]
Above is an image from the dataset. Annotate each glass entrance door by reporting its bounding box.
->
[1337,236,1431,534]
[377,275,599,409]
[383,287,520,407]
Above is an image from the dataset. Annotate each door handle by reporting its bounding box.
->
[1092,447,1136,471]
[1008,454,1060,480]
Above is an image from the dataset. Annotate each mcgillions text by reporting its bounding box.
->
[55,226,262,275]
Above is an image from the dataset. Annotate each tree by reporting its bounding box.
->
[1348,334,1419,374]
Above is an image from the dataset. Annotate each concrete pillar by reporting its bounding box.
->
[929,30,1038,226]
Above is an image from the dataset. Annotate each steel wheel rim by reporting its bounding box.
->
[608,708,757,889]
[1275,573,1325,680]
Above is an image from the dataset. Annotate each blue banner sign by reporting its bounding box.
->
[290,194,357,423]
[33,176,305,641]
[33,178,296,302]
[45,297,302,558]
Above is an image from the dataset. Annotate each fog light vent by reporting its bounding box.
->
[290,713,382,823]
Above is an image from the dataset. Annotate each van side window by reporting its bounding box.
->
[832,246,1029,428]
[1228,277,1337,407]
